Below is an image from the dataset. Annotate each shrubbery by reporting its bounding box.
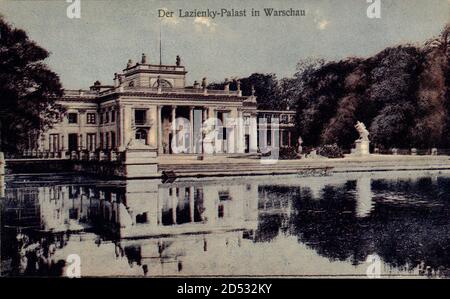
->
[316,143,344,158]
[278,147,298,160]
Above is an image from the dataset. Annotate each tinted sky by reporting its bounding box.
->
[0,0,448,89]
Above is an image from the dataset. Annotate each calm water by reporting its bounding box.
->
[1,170,450,278]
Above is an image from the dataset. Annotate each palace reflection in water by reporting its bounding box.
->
[2,171,450,277]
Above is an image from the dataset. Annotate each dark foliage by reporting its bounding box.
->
[292,26,449,149]
[0,16,64,153]
[316,143,344,158]
[278,146,298,160]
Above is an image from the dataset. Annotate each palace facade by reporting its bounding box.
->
[38,54,295,156]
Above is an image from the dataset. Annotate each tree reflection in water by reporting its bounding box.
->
[284,177,450,277]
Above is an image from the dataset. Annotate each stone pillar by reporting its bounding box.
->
[157,105,163,154]
[171,106,177,150]
[201,108,208,155]
[189,186,195,222]
[249,115,258,153]
[148,107,157,148]
[119,105,132,151]
[171,187,177,224]
[237,111,244,153]
[189,107,194,153]
[208,108,216,153]
[61,135,65,151]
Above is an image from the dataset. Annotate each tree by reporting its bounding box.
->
[208,73,283,110]
[294,58,359,146]
[412,26,449,147]
[367,45,422,148]
[0,16,64,153]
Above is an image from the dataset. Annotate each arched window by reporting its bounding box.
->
[135,129,147,144]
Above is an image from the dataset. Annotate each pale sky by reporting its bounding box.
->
[0,0,448,89]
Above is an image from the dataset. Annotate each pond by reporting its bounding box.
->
[1,170,450,278]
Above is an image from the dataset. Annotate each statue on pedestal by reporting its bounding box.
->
[355,121,369,141]
[353,121,370,155]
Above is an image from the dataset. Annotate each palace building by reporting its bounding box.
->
[37,54,295,157]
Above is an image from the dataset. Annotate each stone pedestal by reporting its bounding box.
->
[123,149,158,178]
[354,140,370,156]
[122,139,158,178]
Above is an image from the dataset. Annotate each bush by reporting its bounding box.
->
[279,147,298,160]
[317,143,344,158]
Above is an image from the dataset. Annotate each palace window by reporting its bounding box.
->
[68,113,78,124]
[104,111,109,123]
[110,131,116,148]
[105,132,110,149]
[111,110,116,122]
[218,190,231,201]
[86,113,96,124]
[135,129,147,144]
[49,134,60,152]
[86,133,96,151]
[134,109,147,125]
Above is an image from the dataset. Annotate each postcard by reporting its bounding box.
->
[0,0,449,286]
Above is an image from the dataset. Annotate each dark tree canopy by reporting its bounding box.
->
[290,25,449,149]
[0,16,64,153]
[209,73,287,110]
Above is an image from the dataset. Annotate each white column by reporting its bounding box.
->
[249,115,258,153]
[119,105,132,151]
[236,111,244,153]
[157,105,163,154]
[171,187,177,224]
[201,108,208,154]
[189,107,194,154]
[171,106,177,151]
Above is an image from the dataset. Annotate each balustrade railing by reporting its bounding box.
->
[11,149,125,162]
[97,86,240,97]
